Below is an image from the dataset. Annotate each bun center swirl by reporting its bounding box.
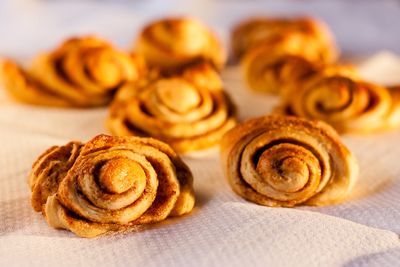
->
[70,149,158,216]
[255,144,317,193]
[155,79,201,113]
[239,133,328,203]
[308,77,368,115]
[98,158,146,194]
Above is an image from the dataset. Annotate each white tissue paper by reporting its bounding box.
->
[1,0,400,264]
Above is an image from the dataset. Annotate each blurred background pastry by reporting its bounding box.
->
[232,17,337,61]
[0,36,146,107]
[134,17,226,73]
[275,65,400,133]
[232,17,338,94]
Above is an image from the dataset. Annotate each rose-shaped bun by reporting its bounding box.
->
[29,134,195,237]
[135,17,226,72]
[1,36,145,107]
[107,63,237,153]
[221,115,358,207]
[276,67,400,133]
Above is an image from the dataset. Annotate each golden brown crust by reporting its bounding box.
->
[30,134,195,237]
[107,63,237,154]
[1,36,145,107]
[220,115,358,207]
[276,67,400,133]
[135,17,226,72]
[232,16,337,61]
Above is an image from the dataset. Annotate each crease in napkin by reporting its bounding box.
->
[1,52,400,267]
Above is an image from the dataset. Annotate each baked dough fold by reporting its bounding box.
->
[29,134,195,237]
[221,115,358,207]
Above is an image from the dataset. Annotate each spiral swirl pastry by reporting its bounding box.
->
[107,63,237,153]
[231,16,337,61]
[29,134,195,238]
[221,115,358,207]
[1,36,145,107]
[276,67,400,133]
[135,17,226,72]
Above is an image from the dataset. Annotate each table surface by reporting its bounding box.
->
[1,1,400,267]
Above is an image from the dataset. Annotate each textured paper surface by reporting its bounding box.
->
[2,1,400,266]
[1,52,400,267]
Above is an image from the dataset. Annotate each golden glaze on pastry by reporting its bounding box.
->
[135,17,226,72]
[234,17,338,94]
[232,16,337,61]
[107,63,237,153]
[1,36,145,107]
[29,134,195,238]
[221,115,358,207]
[276,67,400,133]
